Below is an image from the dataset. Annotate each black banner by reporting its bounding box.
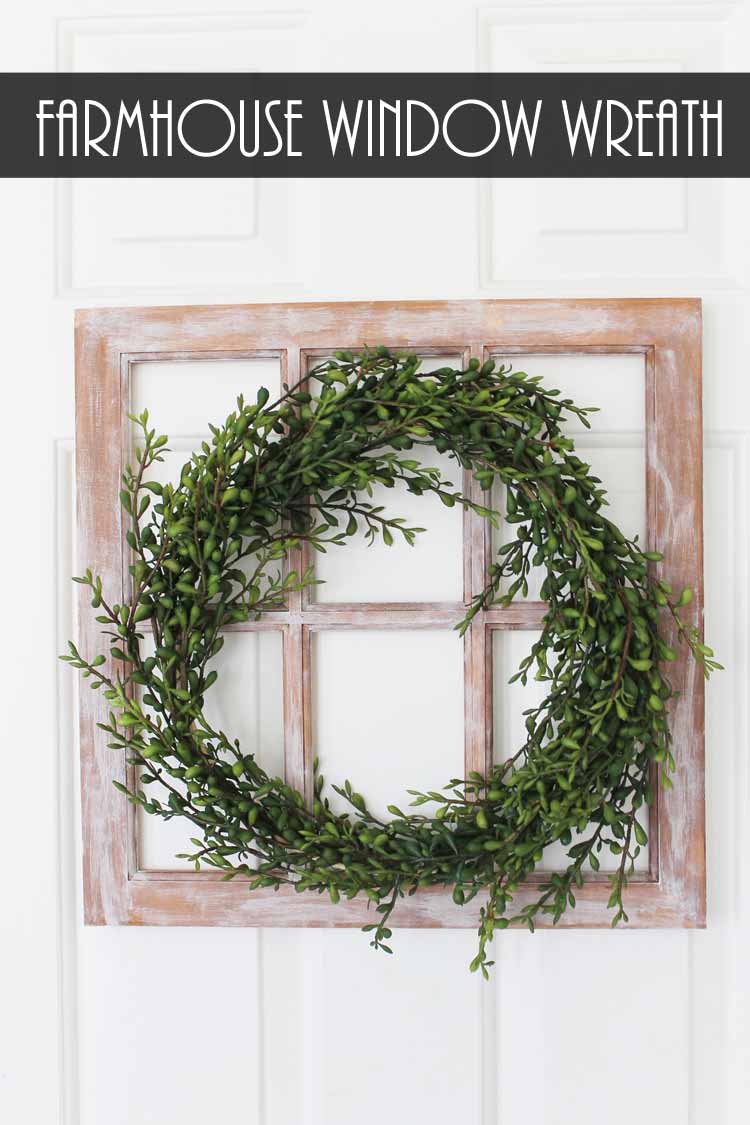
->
[4,72,747,177]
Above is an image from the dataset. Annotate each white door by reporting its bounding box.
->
[2,3,749,1124]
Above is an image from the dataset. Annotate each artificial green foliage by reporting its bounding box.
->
[63,348,719,975]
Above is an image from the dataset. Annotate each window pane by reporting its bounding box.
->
[132,357,284,591]
[490,353,646,599]
[132,356,281,437]
[311,354,466,603]
[312,629,464,821]
[492,630,648,872]
[490,352,645,432]
[137,630,284,870]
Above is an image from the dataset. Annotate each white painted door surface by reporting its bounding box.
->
[2,3,749,1124]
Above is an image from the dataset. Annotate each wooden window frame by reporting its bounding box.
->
[75,298,705,928]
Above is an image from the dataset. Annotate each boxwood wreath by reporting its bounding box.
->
[64,347,720,976]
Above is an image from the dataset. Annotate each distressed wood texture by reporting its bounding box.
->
[75,298,704,928]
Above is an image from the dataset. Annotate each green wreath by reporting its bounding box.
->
[64,348,719,976]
